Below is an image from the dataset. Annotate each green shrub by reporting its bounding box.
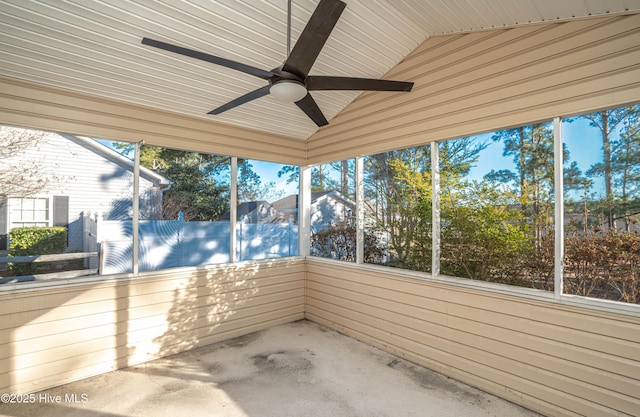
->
[9,227,67,275]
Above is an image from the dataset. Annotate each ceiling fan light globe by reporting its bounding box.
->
[270,80,307,102]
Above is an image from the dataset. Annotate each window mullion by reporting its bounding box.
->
[299,165,311,257]
[230,156,238,263]
[553,117,564,300]
[431,142,440,277]
[356,156,364,264]
[132,141,141,275]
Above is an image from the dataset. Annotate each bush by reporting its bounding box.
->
[440,193,532,286]
[563,230,640,304]
[311,224,385,263]
[9,226,67,275]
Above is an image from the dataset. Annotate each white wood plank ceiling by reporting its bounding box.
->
[1,0,639,140]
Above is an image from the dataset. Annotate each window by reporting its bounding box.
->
[439,123,555,289]
[237,159,298,260]
[309,159,357,262]
[90,142,232,273]
[1,124,305,286]
[562,104,640,304]
[4,106,640,309]
[10,197,49,228]
[134,144,231,271]
[0,126,118,279]
[364,146,431,270]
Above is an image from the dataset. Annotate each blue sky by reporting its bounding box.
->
[468,118,606,196]
[247,159,299,196]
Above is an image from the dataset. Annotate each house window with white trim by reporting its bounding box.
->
[10,197,50,228]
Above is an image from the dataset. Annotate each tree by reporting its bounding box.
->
[580,107,638,228]
[112,143,230,220]
[437,137,533,283]
[363,147,429,267]
[237,159,282,202]
[487,123,556,242]
[112,144,286,219]
[0,127,54,197]
[277,164,344,193]
[385,153,433,270]
[153,149,230,221]
[160,163,229,221]
[606,106,640,230]
[440,180,530,283]
[327,159,355,197]
[363,138,488,270]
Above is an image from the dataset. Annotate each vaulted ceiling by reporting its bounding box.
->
[2,0,639,140]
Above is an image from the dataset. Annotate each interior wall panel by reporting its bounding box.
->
[0,76,306,165]
[0,259,305,394]
[305,259,640,417]
[307,14,640,164]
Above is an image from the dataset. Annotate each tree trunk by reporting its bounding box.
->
[601,111,614,229]
[341,160,349,195]
[318,165,324,189]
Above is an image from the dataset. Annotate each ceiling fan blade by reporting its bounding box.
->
[295,93,329,127]
[208,85,271,115]
[142,38,275,80]
[306,76,414,92]
[282,0,346,78]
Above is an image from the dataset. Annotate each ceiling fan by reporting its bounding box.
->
[142,0,413,127]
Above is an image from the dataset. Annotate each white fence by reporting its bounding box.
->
[84,213,298,275]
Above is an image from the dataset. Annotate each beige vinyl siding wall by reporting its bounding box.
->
[307,14,640,164]
[305,259,640,417]
[0,76,306,165]
[0,258,305,394]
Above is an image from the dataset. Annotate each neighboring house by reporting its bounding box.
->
[0,131,171,251]
[219,200,279,223]
[270,194,301,223]
[213,190,356,229]
[309,191,355,231]
[270,191,355,231]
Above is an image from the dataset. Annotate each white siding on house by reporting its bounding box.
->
[310,191,356,232]
[5,132,161,251]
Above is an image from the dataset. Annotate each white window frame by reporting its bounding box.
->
[7,195,53,230]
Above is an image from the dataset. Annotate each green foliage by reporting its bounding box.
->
[384,156,432,270]
[577,106,640,227]
[364,113,640,304]
[112,144,233,221]
[9,226,67,255]
[440,181,531,285]
[161,163,229,221]
[9,226,67,275]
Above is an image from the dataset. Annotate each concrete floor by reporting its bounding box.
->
[0,320,542,417]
